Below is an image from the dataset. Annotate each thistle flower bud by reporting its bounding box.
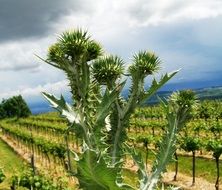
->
[92,55,124,85]
[129,51,161,78]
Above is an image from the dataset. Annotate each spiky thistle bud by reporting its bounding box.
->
[92,55,124,86]
[129,51,161,78]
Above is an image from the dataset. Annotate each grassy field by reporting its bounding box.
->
[138,149,222,184]
[121,151,221,189]
[167,154,221,183]
[0,138,27,190]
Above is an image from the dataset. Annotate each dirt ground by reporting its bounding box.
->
[162,171,218,190]
[125,159,219,190]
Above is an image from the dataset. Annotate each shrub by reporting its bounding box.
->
[0,95,31,119]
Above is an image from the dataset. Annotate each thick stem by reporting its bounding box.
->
[111,78,143,164]
[79,111,93,149]
[123,78,144,117]
[107,84,125,165]
[72,62,96,149]
[111,107,122,165]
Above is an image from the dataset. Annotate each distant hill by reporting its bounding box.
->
[142,86,222,105]
[28,86,222,114]
[195,86,222,100]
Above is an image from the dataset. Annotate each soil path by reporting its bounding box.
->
[163,172,217,190]
[125,160,219,190]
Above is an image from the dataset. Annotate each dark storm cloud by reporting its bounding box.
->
[0,0,83,42]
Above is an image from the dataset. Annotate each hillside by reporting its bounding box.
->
[28,86,222,114]
[195,86,222,100]
[143,86,222,105]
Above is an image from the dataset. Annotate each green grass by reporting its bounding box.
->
[0,138,27,190]
[122,149,221,189]
[167,154,222,183]
[122,168,138,188]
[137,148,222,184]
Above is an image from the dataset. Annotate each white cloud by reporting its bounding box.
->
[0,43,38,71]
[114,0,222,26]
[0,38,50,72]
[53,0,222,30]
[51,0,222,51]
[0,80,69,101]
[1,0,222,105]
[1,0,221,72]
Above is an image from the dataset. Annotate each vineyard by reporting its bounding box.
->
[0,29,222,190]
[0,100,221,190]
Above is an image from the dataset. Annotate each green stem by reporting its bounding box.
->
[148,118,178,189]
[123,78,143,116]
[111,101,122,165]
[111,78,143,164]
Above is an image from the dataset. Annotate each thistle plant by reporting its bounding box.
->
[38,29,193,190]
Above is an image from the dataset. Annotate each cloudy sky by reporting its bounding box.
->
[1,0,222,108]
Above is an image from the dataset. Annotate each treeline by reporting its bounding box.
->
[0,95,31,119]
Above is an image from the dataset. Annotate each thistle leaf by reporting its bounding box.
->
[95,81,126,125]
[124,144,148,190]
[140,70,179,105]
[35,54,61,69]
[148,110,178,189]
[76,148,133,190]
[42,92,80,124]
[148,90,195,190]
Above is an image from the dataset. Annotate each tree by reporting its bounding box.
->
[0,104,6,119]
[207,139,222,190]
[39,29,196,190]
[136,135,154,169]
[0,95,31,118]
[210,121,222,139]
[181,137,201,186]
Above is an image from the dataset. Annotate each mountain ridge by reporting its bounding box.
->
[28,86,222,114]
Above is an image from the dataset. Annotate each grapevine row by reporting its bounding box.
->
[0,122,66,160]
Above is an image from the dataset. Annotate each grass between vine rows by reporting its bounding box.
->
[0,111,221,189]
[137,149,222,184]
[0,138,27,190]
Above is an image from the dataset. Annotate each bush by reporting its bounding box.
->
[0,168,6,183]
[0,95,31,119]
[11,169,69,190]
